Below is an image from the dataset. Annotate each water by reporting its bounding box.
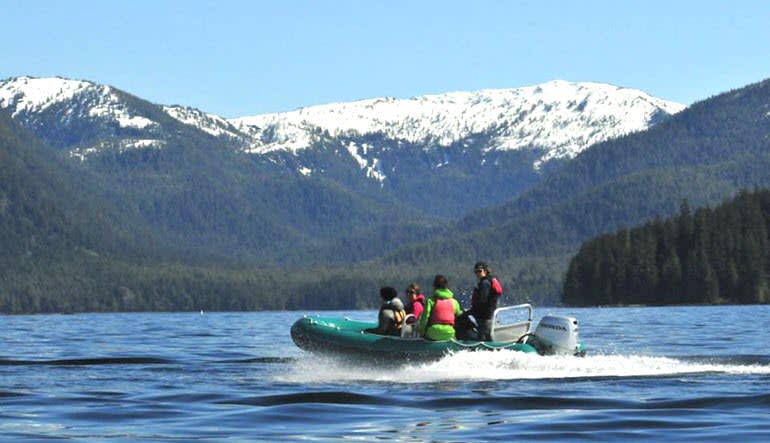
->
[1,306,769,441]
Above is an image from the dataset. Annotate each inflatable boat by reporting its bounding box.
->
[291,304,585,359]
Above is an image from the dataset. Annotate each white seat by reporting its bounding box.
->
[400,314,420,338]
[490,321,531,342]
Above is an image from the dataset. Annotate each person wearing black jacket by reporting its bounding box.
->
[456,261,501,340]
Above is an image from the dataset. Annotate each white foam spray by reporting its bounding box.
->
[276,350,770,385]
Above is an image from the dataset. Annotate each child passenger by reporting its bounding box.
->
[405,283,425,323]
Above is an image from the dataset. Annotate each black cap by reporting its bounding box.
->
[474,261,488,271]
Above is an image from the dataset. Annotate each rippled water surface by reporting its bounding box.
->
[2,306,769,441]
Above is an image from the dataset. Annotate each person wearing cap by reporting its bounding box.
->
[458,261,503,341]
[473,261,503,340]
[364,286,406,336]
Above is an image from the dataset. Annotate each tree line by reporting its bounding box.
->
[563,189,770,306]
[0,250,565,314]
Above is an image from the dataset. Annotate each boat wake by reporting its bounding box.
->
[276,350,770,384]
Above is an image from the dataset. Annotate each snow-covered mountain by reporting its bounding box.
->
[0,74,694,264]
[0,76,171,160]
[0,76,684,173]
[0,77,155,129]
[230,80,685,169]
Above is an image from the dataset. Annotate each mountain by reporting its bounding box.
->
[0,75,690,312]
[0,76,684,221]
[469,77,770,238]
[0,77,447,265]
[380,78,770,302]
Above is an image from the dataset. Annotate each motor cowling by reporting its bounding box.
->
[533,315,582,356]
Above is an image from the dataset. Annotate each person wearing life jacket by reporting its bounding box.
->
[364,286,406,336]
[417,275,463,341]
[405,283,426,323]
[465,261,503,341]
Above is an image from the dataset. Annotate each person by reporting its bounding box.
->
[404,283,426,323]
[458,261,503,341]
[417,274,463,341]
[364,286,406,336]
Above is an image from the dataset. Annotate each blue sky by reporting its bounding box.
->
[2,0,769,117]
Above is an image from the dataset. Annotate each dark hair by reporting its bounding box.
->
[406,283,420,294]
[474,261,490,272]
[432,274,448,290]
[380,286,398,300]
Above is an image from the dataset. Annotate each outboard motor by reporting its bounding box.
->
[533,315,584,356]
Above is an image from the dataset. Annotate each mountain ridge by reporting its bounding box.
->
[231,80,684,172]
[1,76,684,174]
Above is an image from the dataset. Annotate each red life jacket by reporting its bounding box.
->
[490,277,503,296]
[429,298,456,326]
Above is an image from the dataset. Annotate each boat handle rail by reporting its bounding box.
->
[492,303,534,324]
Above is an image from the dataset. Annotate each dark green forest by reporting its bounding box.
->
[0,254,563,314]
[563,190,770,306]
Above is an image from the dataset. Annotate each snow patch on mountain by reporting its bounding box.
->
[298,166,312,176]
[69,138,165,162]
[0,77,90,116]
[347,142,386,183]
[237,119,315,154]
[163,105,244,139]
[89,93,156,130]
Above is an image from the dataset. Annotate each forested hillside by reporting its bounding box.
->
[0,111,449,313]
[0,110,144,263]
[563,189,770,306]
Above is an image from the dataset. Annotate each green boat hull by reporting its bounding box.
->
[291,315,539,360]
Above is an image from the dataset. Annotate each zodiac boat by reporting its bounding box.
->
[291,304,585,359]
